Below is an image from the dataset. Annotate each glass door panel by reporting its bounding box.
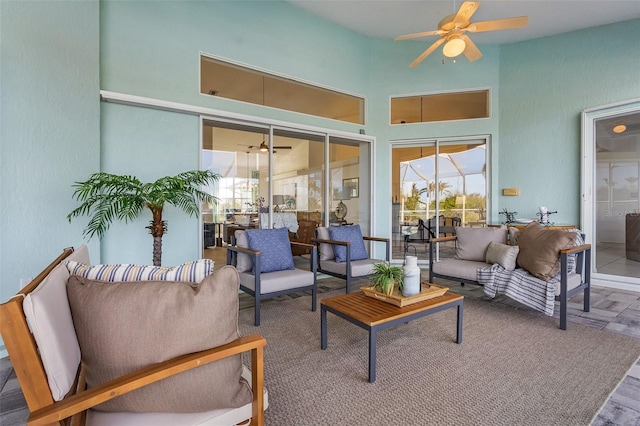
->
[201,119,373,260]
[392,139,487,262]
[328,137,371,234]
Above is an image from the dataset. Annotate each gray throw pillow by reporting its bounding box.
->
[485,241,520,270]
[66,265,251,413]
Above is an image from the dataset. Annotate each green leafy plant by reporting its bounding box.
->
[67,170,220,266]
[371,262,404,295]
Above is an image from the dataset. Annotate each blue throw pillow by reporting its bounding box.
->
[329,225,369,263]
[245,228,295,273]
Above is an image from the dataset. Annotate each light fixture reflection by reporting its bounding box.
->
[443,38,466,58]
[613,124,627,134]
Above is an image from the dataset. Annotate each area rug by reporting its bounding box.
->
[238,288,640,426]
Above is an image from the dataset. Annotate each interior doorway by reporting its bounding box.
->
[391,137,488,262]
[582,100,640,290]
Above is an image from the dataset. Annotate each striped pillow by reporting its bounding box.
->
[65,259,213,283]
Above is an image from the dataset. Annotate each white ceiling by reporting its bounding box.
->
[287,0,640,45]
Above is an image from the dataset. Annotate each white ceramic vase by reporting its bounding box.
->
[403,255,421,297]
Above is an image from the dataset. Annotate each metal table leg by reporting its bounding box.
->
[456,302,463,344]
[321,305,328,350]
[368,327,377,382]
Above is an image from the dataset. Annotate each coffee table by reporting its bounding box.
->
[320,289,463,382]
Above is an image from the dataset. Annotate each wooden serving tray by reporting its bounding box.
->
[360,283,449,307]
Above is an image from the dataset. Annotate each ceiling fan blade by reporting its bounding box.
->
[395,29,443,41]
[409,38,445,68]
[454,1,480,26]
[273,146,292,149]
[461,34,482,62]
[468,16,528,33]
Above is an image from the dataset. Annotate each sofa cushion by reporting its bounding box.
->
[485,241,520,271]
[433,258,488,282]
[245,227,295,273]
[316,227,335,261]
[329,225,368,262]
[516,222,577,281]
[455,227,508,262]
[65,259,213,283]
[22,245,90,401]
[233,230,252,273]
[66,266,252,413]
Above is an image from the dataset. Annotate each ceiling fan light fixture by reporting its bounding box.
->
[443,37,466,58]
[613,124,627,134]
[259,141,269,152]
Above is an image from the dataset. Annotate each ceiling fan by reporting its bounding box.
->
[395,1,528,67]
[242,138,292,152]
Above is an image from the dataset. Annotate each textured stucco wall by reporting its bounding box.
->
[498,19,640,225]
[0,0,100,354]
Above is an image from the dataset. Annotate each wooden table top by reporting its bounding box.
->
[321,290,463,327]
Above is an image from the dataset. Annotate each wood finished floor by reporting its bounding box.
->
[1,256,638,425]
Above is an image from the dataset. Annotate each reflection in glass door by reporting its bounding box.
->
[200,119,372,263]
[594,112,640,280]
[391,138,487,262]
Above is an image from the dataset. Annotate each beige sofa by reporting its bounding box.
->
[429,223,591,330]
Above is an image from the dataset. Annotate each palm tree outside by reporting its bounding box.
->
[67,170,220,266]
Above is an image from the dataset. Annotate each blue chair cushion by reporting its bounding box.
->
[245,228,295,273]
[329,225,368,263]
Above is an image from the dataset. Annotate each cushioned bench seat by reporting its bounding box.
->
[429,223,591,330]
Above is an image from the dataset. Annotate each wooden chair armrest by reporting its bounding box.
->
[226,245,260,256]
[560,244,591,255]
[430,235,457,243]
[363,236,389,243]
[310,238,349,246]
[28,335,267,426]
[290,241,315,251]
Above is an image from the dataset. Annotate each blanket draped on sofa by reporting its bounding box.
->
[478,265,558,316]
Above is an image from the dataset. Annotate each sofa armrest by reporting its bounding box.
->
[28,335,267,426]
[560,243,591,255]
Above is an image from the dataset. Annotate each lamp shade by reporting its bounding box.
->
[273,195,285,205]
[443,38,466,58]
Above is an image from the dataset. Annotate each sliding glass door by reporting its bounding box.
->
[391,138,488,262]
[200,119,372,254]
[583,101,640,290]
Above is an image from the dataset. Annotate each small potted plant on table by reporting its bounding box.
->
[371,262,404,295]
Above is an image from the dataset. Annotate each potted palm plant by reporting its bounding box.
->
[371,262,404,295]
[67,170,220,266]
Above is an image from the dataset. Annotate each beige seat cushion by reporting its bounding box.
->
[432,258,488,282]
[238,268,315,294]
[22,245,90,401]
[86,366,269,426]
[319,258,377,277]
[67,265,251,413]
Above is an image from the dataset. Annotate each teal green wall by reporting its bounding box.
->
[498,19,640,224]
[0,1,100,309]
[0,0,100,354]
[100,103,201,265]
